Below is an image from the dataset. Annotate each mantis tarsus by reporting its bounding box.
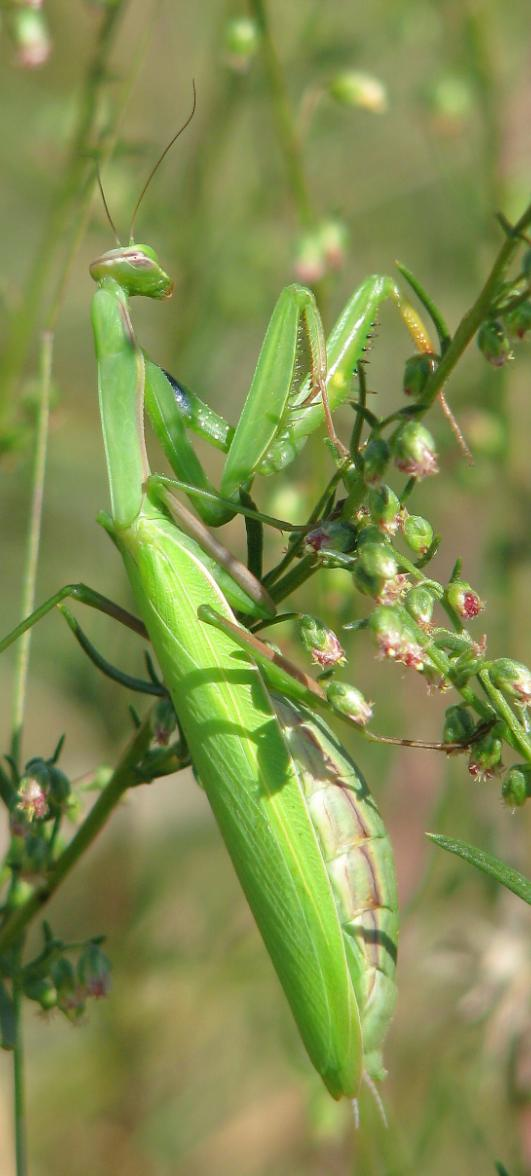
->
[1,151,441,1103]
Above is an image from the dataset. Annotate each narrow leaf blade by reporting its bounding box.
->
[426,833,531,905]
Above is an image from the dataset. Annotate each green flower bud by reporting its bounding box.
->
[326,682,373,726]
[329,71,387,113]
[23,975,58,1011]
[77,942,112,999]
[468,732,503,780]
[48,765,70,812]
[503,300,531,340]
[299,615,346,668]
[352,562,387,600]
[402,514,433,555]
[405,585,435,626]
[368,606,425,669]
[442,704,476,745]
[358,542,398,581]
[151,698,178,746]
[445,580,484,620]
[305,519,357,555]
[477,320,513,367]
[489,658,531,706]
[318,218,348,271]
[223,17,260,71]
[356,523,390,549]
[391,421,438,479]
[403,353,438,398]
[502,765,531,808]
[52,958,86,1022]
[362,437,390,485]
[9,7,51,68]
[294,230,326,284]
[367,484,401,531]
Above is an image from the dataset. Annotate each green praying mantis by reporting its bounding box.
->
[0,114,447,1108]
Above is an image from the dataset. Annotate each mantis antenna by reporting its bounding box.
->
[96,169,121,246]
[128,79,197,244]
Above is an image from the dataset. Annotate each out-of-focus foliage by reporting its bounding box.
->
[0,1,529,1173]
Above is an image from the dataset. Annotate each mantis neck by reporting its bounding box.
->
[91,277,149,530]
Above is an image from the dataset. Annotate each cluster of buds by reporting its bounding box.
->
[488,658,531,707]
[23,940,111,1022]
[502,765,531,808]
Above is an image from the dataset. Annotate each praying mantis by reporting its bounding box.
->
[0,121,443,1106]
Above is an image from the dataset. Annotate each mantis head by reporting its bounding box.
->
[89,245,174,300]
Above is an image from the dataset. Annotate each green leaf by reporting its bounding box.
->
[426,833,531,905]
[495,1163,513,1176]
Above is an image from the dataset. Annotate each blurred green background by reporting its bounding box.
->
[0,1,530,1173]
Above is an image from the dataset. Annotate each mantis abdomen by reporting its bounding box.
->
[115,501,397,1098]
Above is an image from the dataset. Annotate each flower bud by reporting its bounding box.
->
[442,704,476,745]
[16,777,48,821]
[325,682,373,726]
[23,975,58,1010]
[356,523,389,549]
[468,731,503,780]
[352,562,386,600]
[329,71,387,113]
[477,320,513,367]
[367,484,401,532]
[368,605,425,669]
[318,218,348,271]
[391,421,438,479]
[52,958,85,1022]
[445,580,484,620]
[405,585,435,626]
[305,519,357,557]
[488,658,531,706]
[501,765,531,808]
[151,698,178,746]
[77,942,112,999]
[223,17,260,71]
[48,765,70,812]
[362,437,390,484]
[299,615,346,668]
[358,542,398,581]
[403,352,438,398]
[9,7,51,68]
[402,513,433,555]
[503,300,531,340]
[294,230,326,284]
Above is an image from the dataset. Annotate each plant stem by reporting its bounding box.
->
[0,715,155,955]
[423,201,531,409]
[12,942,27,1176]
[0,1,128,424]
[10,331,53,772]
[250,0,313,228]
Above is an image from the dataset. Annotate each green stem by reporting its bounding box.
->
[12,942,27,1176]
[10,331,53,771]
[250,0,313,227]
[478,671,531,761]
[0,715,154,955]
[422,202,531,409]
[0,1,129,423]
